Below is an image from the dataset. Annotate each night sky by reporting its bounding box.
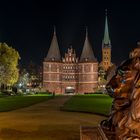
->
[0,0,140,67]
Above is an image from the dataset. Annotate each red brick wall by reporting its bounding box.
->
[43,61,98,94]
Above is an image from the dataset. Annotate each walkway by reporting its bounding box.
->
[0,96,106,140]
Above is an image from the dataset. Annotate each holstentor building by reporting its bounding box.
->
[43,13,112,94]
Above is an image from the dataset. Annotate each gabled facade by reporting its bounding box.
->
[43,28,98,94]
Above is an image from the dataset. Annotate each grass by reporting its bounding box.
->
[61,94,113,116]
[0,96,106,140]
[0,94,52,112]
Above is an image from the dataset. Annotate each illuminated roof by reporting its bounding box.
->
[103,10,111,46]
[80,28,97,62]
[45,27,61,61]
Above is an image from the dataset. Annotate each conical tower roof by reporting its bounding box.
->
[80,28,97,62]
[45,27,61,62]
[103,10,111,46]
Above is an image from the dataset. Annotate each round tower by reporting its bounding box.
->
[78,28,98,94]
[43,27,62,94]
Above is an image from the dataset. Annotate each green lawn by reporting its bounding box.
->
[61,94,113,116]
[0,94,52,112]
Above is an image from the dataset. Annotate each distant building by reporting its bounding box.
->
[43,11,115,94]
[43,28,98,94]
[100,10,113,71]
[98,10,116,91]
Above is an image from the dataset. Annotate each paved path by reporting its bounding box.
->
[0,96,106,140]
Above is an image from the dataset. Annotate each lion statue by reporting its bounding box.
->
[101,45,140,140]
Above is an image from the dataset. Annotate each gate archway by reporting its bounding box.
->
[65,86,75,94]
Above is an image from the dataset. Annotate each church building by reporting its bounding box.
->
[100,11,112,71]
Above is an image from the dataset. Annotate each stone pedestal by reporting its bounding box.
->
[80,125,108,140]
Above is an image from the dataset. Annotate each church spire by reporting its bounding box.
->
[54,25,56,35]
[103,9,111,46]
[86,26,88,37]
[45,26,61,62]
[80,27,97,62]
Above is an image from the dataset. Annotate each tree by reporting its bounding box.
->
[98,66,107,92]
[27,61,42,88]
[0,43,20,89]
[16,69,29,90]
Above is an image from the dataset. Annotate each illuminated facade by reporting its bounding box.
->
[43,29,98,94]
[100,11,112,71]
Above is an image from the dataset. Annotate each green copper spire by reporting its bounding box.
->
[103,9,111,46]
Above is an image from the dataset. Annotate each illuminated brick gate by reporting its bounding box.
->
[43,11,113,94]
[43,29,98,94]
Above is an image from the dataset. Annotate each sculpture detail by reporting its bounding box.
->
[101,45,140,140]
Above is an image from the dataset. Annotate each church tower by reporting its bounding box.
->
[101,10,112,71]
[43,27,62,93]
